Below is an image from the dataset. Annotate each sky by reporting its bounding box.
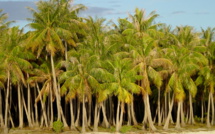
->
[0,0,215,31]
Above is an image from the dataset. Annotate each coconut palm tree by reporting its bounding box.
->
[120,8,164,130]
[195,27,215,127]
[102,52,141,132]
[26,0,85,122]
[59,45,99,132]
[163,26,208,129]
[27,58,66,127]
[0,27,33,128]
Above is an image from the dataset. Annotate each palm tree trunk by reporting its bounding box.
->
[101,101,109,128]
[21,87,33,127]
[81,95,86,133]
[142,104,147,129]
[131,95,138,125]
[88,101,92,126]
[34,86,39,126]
[201,97,204,123]
[158,89,161,126]
[93,102,101,132]
[144,94,157,131]
[119,102,124,129]
[108,96,115,125]
[175,101,181,129]
[116,99,121,132]
[164,93,167,120]
[50,87,53,127]
[4,71,10,128]
[180,102,185,126]
[50,54,61,121]
[163,94,174,130]
[188,91,195,124]
[57,83,68,128]
[9,110,14,128]
[40,115,44,128]
[18,83,24,128]
[36,84,48,127]
[70,99,75,129]
[211,92,214,125]
[207,92,211,127]
[75,98,80,127]
[0,89,3,127]
[27,73,32,127]
[84,103,88,128]
[127,103,131,125]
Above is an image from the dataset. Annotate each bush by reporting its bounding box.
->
[53,120,64,133]
[194,115,202,122]
[120,125,132,133]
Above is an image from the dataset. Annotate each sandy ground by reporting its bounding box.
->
[85,131,215,134]
[3,130,215,134]
[2,128,215,134]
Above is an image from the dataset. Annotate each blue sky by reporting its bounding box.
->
[0,0,215,31]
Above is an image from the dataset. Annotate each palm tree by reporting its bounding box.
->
[83,17,113,131]
[28,59,66,127]
[195,27,215,127]
[26,0,85,122]
[103,53,141,132]
[0,27,33,128]
[163,26,208,129]
[0,9,10,33]
[0,68,6,127]
[122,8,164,130]
[59,46,99,132]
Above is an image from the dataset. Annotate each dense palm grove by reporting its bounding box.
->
[0,0,214,133]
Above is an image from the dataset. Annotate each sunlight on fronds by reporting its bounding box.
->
[184,78,197,98]
[174,80,185,101]
[150,58,173,70]
[148,67,162,89]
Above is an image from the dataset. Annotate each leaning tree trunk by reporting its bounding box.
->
[143,94,157,131]
[58,84,68,128]
[34,86,39,126]
[207,92,212,127]
[163,94,174,130]
[93,102,101,132]
[21,86,33,127]
[131,93,138,125]
[36,84,48,127]
[4,71,10,128]
[101,101,109,128]
[27,73,33,127]
[50,54,61,121]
